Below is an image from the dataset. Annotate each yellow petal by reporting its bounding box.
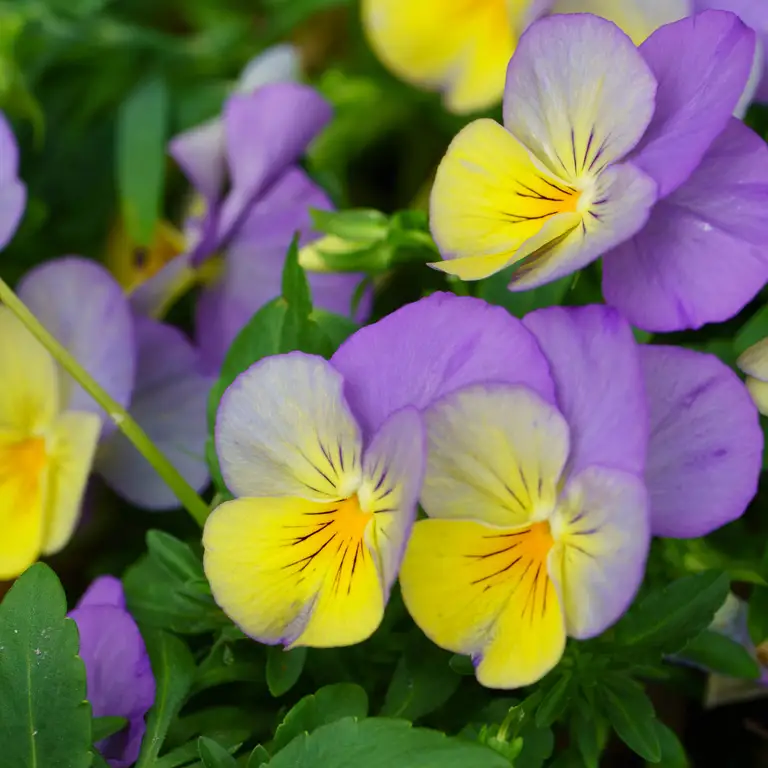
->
[400,518,565,689]
[203,495,385,648]
[430,119,583,281]
[106,216,187,294]
[0,306,59,433]
[42,411,101,555]
[0,432,47,580]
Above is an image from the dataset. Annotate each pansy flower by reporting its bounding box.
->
[69,576,155,768]
[329,293,761,686]
[430,12,768,332]
[361,0,549,114]
[0,111,26,250]
[115,48,365,374]
[17,257,211,513]
[203,353,425,646]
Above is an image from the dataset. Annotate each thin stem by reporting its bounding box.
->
[0,278,209,527]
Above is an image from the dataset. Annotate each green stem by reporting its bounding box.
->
[0,278,209,527]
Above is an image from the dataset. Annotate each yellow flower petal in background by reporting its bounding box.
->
[738,337,768,416]
[42,411,101,555]
[362,0,537,113]
[400,517,566,688]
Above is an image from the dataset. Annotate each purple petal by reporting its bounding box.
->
[18,257,135,434]
[76,575,126,610]
[362,406,426,594]
[216,84,332,244]
[68,603,155,768]
[196,167,362,374]
[168,118,226,211]
[330,292,555,439]
[523,305,647,477]
[97,315,211,510]
[632,10,756,197]
[694,0,768,100]
[0,111,26,250]
[603,118,768,332]
[641,345,762,538]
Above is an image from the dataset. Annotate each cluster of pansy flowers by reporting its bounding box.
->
[203,292,764,688]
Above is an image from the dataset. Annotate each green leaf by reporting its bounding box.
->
[247,745,270,768]
[448,654,475,676]
[192,640,264,695]
[273,683,369,752]
[146,531,205,583]
[652,721,689,768]
[198,736,238,768]
[154,732,243,768]
[0,563,92,768]
[571,706,603,768]
[92,716,128,742]
[310,208,389,240]
[735,303,768,355]
[90,754,110,768]
[135,631,196,768]
[310,309,358,349]
[267,646,307,697]
[682,629,760,679]
[748,585,768,645]
[268,718,509,768]
[478,268,571,318]
[381,638,460,721]
[535,673,573,728]
[282,234,312,318]
[614,571,730,655]
[117,74,168,245]
[599,677,661,763]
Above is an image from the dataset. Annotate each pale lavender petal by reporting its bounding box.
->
[0,111,25,250]
[503,14,656,176]
[330,292,556,439]
[603,118,768,332]
[551,466,649,639]
[168,118,226,210]
[362,407,426,593]
[69,602,155,768]
[523,305,647,477]
[236,44,301,93]
[694,0,768,100]
[18,257,135,433]
[76,575,126,610]
[216,84,332,244]
[97,315,211,510]
[641,345,762,538]
[129,251,194,319]
[632,10,756,197]
[196,167,363,374]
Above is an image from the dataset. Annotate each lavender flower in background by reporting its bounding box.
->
[0,111,26,251]
[18,257,211,511]
[69,576,155,768]
[124,47,366,375]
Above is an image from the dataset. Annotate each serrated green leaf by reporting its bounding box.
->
[682,629,760,679]
[614,571,730,655]
[198,736,238,767]
[268,718,509,768]
[135,631,196,768]
[273,683,368,751]
[600,677,661,763]
[0,563,92,768]
[92,716,128,743]
[535,673,573,728]
[117,74,168,245]
[267,646,307,697]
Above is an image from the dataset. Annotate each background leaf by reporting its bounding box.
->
[267,646,307,697]
[0,563,92,768]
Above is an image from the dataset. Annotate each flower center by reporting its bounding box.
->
[0,435,47,496]
[334,494,374,542]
